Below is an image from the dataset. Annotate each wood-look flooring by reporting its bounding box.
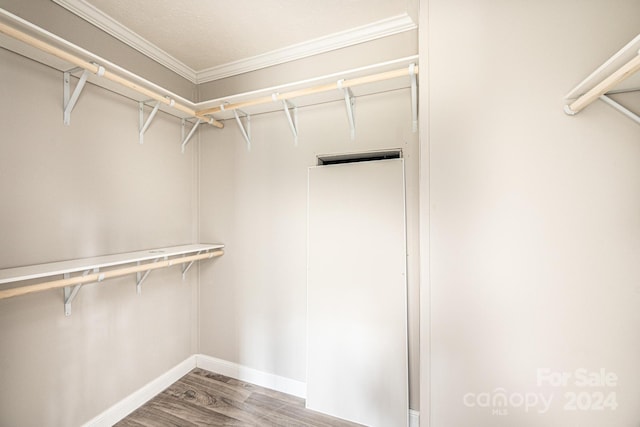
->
[115,368,363,427]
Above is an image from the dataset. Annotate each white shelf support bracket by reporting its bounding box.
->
[63,68,90,126]
[181,250,202,280]
[282,99,299,145]
[233,109,252,151]
[409,63,418,132]
[136,261,142,293]
[599,94,640,125]
[181,118,202,153]
[138,100,162,144]
[63,268,93,316]
[136,258,160,294]
[338,80,356,140]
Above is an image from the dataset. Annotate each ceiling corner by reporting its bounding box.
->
[51,0,198,82]
[195,13,418,84]
[49,0,417,86]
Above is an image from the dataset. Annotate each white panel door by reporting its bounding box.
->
[306,158,408,427]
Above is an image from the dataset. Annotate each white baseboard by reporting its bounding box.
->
[195,353,307,398]
[82,355,197,427]
[409,409,420,427]
[82,353,419,427]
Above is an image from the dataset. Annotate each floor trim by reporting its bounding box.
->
[195,354,307,399]
[83,354,420,426]
[82,356,197,427]
[410,409,420,427]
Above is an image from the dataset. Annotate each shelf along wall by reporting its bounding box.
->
[0,245,224,315]
[0,7,223,148]
[193,59,419,149]
[0,7,418,153]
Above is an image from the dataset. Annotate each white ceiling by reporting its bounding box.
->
[52,0,417,83]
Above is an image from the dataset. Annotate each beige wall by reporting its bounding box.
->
[0,49,198,426]
[197,87,421,410]
[424,0,640,425]
[9,0,639,425]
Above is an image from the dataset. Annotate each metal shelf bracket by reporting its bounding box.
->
[338,80,356,140]
[599,94,640,125]
[409,63,418,132]
[63,268,97,316]
[136,256,169,295]
[233,109,252,150]
[139,100,162,144]
[181,250,202,280]
[63,63,105,125]
[136,257,164,294]
[181,118,202,153]
[63,68,88,125]
[282,99,299,145]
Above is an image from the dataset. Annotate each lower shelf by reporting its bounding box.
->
[0,243,224,315]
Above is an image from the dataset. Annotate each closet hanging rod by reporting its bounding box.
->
[0,250,224,300]
[565,53,640,115]
[199,55,418,105]
[197,65,420,117]
[0,16,223,128]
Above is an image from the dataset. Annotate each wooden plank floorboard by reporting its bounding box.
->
[116,368,364,427]
[270,404,362,427]
[175,375,252,406]
[165,378,277,425]
[191,369,303,407]
[149,393,249,426]
[119,404,200,427]
[186,371,254,402]
[113,417,148,427]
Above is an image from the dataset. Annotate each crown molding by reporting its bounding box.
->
[195,14,417,83]
[52,0,416,85]
[52,0,198,82]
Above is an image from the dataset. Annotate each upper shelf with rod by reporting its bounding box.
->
[0,6,418,149]
[194,56,419,149]
[0,7,223,128]
[564,33,640,124]
[196,56,419,121]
